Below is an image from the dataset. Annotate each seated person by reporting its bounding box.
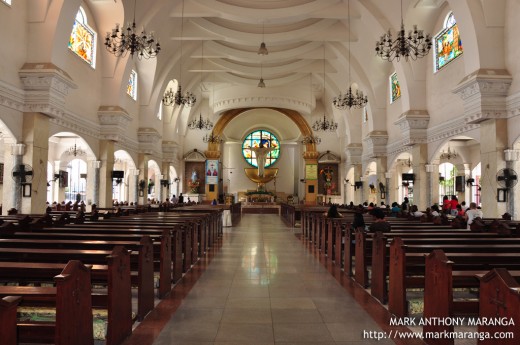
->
[368,208,391,232]
[430,204,441,217]
[326,204,343,218]
[390,202,401,217]
[410,205,424,217]
[352,212,365,230]
[456,204,465,217]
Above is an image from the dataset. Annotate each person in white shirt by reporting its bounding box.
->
[171,195,178,204]
[464,202,483,229]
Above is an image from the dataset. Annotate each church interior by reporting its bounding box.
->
[1,0,520,344]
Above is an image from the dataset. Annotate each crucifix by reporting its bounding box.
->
[489,288,507,317]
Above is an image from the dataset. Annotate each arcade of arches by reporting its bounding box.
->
[1,1,520,218]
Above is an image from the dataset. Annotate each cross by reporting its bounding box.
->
[117,258,127,280]
[144,245,151,263]
[489,288,507,317]
[71,277,81,305]
[12,164,33,183]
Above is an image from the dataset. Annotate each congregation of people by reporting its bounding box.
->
[326,194,485,232]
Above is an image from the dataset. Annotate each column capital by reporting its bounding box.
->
[11,144,25,156]
[89,160,101,169]
[425,164,437,173]
[504,149,520,162]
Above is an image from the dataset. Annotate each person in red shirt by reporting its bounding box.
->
[450,195,459,216]
[442,195,451,214]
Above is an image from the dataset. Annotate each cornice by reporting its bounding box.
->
[453,69,512,124]
[213,96,312,115]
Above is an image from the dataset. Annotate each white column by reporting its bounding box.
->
[505,149,520,219]
[11,144,25,212]
[385,171,392,206]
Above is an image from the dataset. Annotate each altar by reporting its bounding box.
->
[184,194,204,203]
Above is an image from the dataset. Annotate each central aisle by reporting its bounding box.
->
[152,214,393,345]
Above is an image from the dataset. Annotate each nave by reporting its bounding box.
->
[123,214,396,345]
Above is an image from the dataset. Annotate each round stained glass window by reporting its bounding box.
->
[242,130,280,168]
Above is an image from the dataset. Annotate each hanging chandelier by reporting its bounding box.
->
[258,63,266,88]
[188,113,213,130]
[440,146,458,160]
[174,85,196,107]
[375,0,432,62]
[104,0,160,59]
[68,142,86,157]
[312,114,338,132]
[258,22,268,55]
[162,88,175,106]
[313,45,338,132]
[333,0,367,110]
[203,132,223,144]
[301,135,321,145]
[175,0,196,106]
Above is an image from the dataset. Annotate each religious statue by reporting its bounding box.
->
[251,142,276,177]
[191,169,198,182]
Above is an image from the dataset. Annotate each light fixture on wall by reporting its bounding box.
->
[174,0,196,107]
[104,0,161,59]
[313,44,338,132]
[375,0,432,61]
[332,0,368,109]
[401,157,412,167]
[440,146,458,160]
[258,22,268,55]
[68,141,86,157]
[203,132,223,144]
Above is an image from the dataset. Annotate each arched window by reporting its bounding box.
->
[434,12,463,72]
[242,130,280,168]
[157,102,163,120]
[390,72,401,104]
[68,6,96,68]
[127,70,138,100]
[2,0,12,6]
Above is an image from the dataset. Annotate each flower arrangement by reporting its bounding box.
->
[319,166,336,195]
[188,179,200,193]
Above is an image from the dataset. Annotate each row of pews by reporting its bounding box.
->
[0,205,229,345]
[299,207,520,345]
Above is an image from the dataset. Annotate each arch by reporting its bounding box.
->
[209,107,317,153]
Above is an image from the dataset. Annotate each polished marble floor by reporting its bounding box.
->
[124,214,420,345]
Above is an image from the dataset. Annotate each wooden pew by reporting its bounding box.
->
[388,239,520,317]
[0,296,22,345]
[478,268,520,345]
[0,260,94,345]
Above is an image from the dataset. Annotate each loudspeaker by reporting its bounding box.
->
[455,176,465,192]
[209,184,215,192]
[111,170,124,179]
[402,173,415,181]
[308,185,315,193]
[354,181,363,188]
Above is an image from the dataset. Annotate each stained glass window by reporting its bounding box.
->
[68,7,96,67]
[242,130,280,168]
[390,72,401,104]
[434,12,463,72]
[127,70,137,100]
